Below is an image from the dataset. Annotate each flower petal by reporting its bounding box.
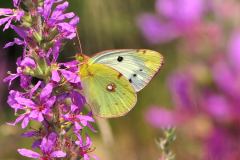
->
[60,69,80,83]
[18,149,40,158]
[15,96,36,108]
[20,57,36,68]
[22,116,30,128]
[40,83,53,101]
[71,91,86,110]
[50,151,66,158]
[52,70,61,82]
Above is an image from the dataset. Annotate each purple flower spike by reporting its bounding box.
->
[3,0,97,159]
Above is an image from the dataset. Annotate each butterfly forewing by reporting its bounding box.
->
[89,49,164,92]
[79,63,137,118]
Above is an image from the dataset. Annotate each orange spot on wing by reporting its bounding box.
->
[106,83,117,92]
[87,71,93,77]
[117,73,123,79]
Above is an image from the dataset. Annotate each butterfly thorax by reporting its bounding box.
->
[78,63,93,79]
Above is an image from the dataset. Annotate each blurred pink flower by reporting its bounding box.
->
[145,106,176,128]
[156,0,205,23]
[205,128,240,160]
[228,31,240,71]
[203,94,231,120]
[137,14,179,44]
[138,0,209,44]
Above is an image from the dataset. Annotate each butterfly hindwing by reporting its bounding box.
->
[89,49,163,92]
[79,63,137,118]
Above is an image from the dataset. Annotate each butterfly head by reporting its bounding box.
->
[75,53,89,63]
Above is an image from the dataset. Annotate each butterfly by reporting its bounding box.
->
[76,49,164,118]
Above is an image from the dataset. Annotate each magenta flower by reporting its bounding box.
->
[18,132,66,160]
[168,72,197,111]
[59,69,81,84]
[4,56,36,87]
[205,127,240,160]
[63,108,95,132]
[228,30,240,71]
[211,32,240,102]
[7,90,27,112]
[13,0,21,7]
[51,61,81,83]
[8,83,56,128]
[38,0,79,40]
[156,0,205,23]
[138,0,208,44]
[137,14,179,44]
[8,110,31,129]
[4,37,25,48]
[0,8,24,31]
[27,83,56,122]
[145,106,176,128]
[75,135,98,160]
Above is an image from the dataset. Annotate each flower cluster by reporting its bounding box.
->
[137,0,221,55]
[137,0,207,44]
[140,0,240,160]
[1,0,97,159]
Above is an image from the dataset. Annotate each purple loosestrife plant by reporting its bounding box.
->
[1,0,97,159]
[141,0,240,159]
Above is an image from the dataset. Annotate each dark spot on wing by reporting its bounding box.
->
[133,74,137,77]
[129,79,132,83]
[117,56,123,62]
[142,50,146,54]
[139,69,143,71]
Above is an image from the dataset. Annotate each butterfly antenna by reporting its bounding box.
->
[76,28,83,54]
